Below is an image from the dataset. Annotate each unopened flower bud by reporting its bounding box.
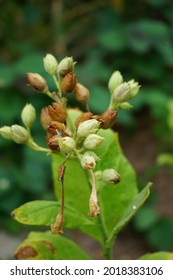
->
[74,83,90,105]
[127,79,140,98]
[59,137,75,153]
[113,82,130,103]
[80,152,96,169]
[40,106,54,130]
[26,73,48,92]
[61,72,77,94]
[84,134,104,149]
[113,80,140,103]
[102,169,120,184]
[21,103,36,128]
[99,109,117,129]
[77,119,100,138]
[45,135,60,151]
[0,126,13,140]
[57,57,74,77]
[48,102,67,123]
[108,71,123,94]
[43,54,58,76]
[47,121,65,136]
[10,125,29,144]
[75,112,93,128]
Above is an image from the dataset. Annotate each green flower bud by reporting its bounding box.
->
[21,103,36,128]
[83,134,104,149]
[10,125,29,144]
[57,57,74,77]
[102,169,120,184]
[108,70,123,94]
[59,137,75,153]
[80,153,96,170]
[113,82,130,103]
[77,119,100,138]
[0,126,13,140]
[113,80,140,103]
[43,54,58,76]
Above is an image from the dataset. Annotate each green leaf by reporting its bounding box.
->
[11,200,95,228]
[105,183,151,249]
[139,252,173,260]
[14,231,90,260]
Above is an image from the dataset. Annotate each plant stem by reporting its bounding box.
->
[27,138,51,153]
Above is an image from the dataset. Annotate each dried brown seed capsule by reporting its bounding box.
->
[45,135,60,151]
[48,102,67,123]
[74,83,90,105]
[75,112,93,128]
[40,107,54,130]
[61,72,77,94]
[26,73,48,92]
[47,121,65,136]
[99,109,117,129]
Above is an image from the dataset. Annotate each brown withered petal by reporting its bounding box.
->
[74,83,90,105]
[45,135,60,151]
[26,72,47,92]
[75,112,93,128]
[40,107,54,130]
[61,72,77,94]
[99,109,117,129]
[47,121,65,136]
[48,102,67,123]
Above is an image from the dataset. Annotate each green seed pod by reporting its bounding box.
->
[21,103,36,128]
[10,125,29,144]
[43,54,58,76]
[102,169,120,184]
[80,153,96,170]
[83,134,104,149]
[59,137,75,153]
[0,126,13,140]
[77,119,100,138]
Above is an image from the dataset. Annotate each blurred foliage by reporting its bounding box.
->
[0,0,173,254]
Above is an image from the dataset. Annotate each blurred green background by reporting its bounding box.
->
[0,0,173,259]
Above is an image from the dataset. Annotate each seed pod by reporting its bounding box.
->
[83,134,104,149]
[43,54,58,76]
[77,119,100,138]
[74,83,90,105]
[48,102,67,123]
[80,153,96,170]
[21,103,36,128]
[57,57,74,77]
[47,121,65,136]
[102,169,120,184]
[0,126,13,140]
[99,109,117,129]
[40,107,54,130]
[26,73,48,92]
[11,125,29,144]
[75,112,93,128]
[61,72,77,94]
[59,137,75,153]
[45,135,60,151]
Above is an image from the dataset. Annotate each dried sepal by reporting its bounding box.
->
[48,102,67,123]
[40,107,54,130]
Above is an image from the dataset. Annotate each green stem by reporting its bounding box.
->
[27,138,51,153]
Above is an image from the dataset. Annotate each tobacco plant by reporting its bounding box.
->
[0,54,172,260]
